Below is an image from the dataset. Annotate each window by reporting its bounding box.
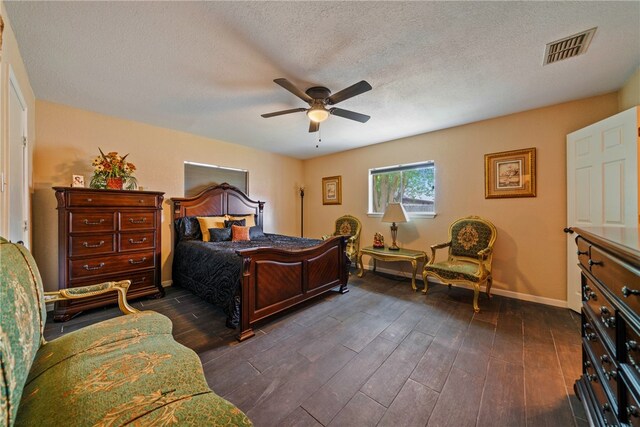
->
[184,162,248,197]
[369,161,435,216]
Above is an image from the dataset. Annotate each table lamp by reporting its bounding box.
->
[381,203,409,250]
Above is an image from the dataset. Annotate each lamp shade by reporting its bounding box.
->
[307,106,330,123]
[381,203,409,223]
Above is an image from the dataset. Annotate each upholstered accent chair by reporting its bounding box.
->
[422,216,497,313]
[323,215,362,264]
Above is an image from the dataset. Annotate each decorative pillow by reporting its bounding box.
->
[228,214,256,227]
[174,216,202,241]
[232,225,250,241]
[249,226,266,240]
[209,227,232,242]
[197,216,228,242]
[224,219,246,228]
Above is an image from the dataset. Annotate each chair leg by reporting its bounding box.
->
[473,284,480,313]
[448,284,452,289]
[486,276,493,298]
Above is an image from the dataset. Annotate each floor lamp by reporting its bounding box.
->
[299,186,305,237]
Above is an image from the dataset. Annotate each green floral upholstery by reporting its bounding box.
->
[323,215,362,263]
[422,216,497,313]
[0,237,252,427]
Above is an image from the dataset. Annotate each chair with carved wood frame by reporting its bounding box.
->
[323,214,362,265]
[422,216,497,312]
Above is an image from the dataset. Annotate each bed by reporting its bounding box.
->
[171,183,350,341]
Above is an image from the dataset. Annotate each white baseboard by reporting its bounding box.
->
[162,280,173,287]
[356,264,568,309]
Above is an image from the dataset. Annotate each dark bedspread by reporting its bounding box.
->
[172,234,322,327]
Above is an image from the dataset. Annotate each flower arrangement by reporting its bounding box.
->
[90,148,138,190]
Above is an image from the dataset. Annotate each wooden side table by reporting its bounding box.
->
[357,246,428,291]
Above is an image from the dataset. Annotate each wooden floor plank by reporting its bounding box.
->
[360,330,433,407]
[377,378,439,427]
[477,358,525,427]
[301,336,398,425]
[426,367,485,427]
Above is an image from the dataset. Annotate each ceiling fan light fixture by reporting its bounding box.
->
[307,106,329,123]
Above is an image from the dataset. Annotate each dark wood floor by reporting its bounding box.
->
[45,273,586,427]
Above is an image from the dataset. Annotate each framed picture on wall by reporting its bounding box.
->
[484,148,536,198]
[322,175,342,205]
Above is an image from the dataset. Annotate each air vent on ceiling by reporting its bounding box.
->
[543,27,597,65]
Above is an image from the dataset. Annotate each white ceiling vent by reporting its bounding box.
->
[544,27,597,65]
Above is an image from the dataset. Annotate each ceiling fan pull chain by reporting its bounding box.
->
[316,128,322,148]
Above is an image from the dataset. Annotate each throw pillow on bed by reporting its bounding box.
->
[228,214,256,227]
[249,226,265,239]
[209,227,232,242]
[224,219,246,228]
[232,225,250,241]
[197,216,228,242]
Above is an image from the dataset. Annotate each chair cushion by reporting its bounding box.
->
[424,261,481,283]
[27,311,173,382]
[16,333,251,426]
[450,220,494,259]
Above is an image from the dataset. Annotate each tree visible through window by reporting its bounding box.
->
[370,161,435,214]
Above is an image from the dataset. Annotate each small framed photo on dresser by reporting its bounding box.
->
[71,175,85,188]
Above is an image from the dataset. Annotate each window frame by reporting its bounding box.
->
[367,160,436,219]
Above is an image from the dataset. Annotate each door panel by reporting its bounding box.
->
[8,76,27,247]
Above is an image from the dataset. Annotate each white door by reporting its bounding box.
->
[7,73,28,247]
[566,107,638,312]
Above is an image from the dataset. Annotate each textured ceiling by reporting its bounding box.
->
[5,1,640,159]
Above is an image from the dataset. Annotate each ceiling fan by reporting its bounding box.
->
[261,78,372,132]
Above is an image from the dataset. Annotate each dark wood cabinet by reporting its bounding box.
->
[54,187,165,321]
[573,227,640,427]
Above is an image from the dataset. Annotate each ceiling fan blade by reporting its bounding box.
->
[330,108,370,123]
[327,80,372,105]
[261,108,307,118]
[309,121,319,133]
[274,78,313,104]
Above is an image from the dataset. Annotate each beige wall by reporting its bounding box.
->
[0,3,36,245]
[302,93,619,303]
[619,66,640,111]
[33,100,304,291]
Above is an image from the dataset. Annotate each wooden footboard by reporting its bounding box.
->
[236,236,350,341]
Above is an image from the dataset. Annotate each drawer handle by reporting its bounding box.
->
[600,354,611,365]
[628,406,640,418]
[588,258,603,267]
[132,277,147,285]
[128,237,147,244]
[604,369,617,381]
[577,249,588,256]
[83,240,105,248]
[129,257,147,265]
[585,290,596,300]
[83,219,105,225]
[86,198,93,202]
[129,218,147,224]
[600,306,610,315]
[83,262,105,271]
[622,286,640,297]
[601,315,615,329]
[602,403,610,412]
[584,360,592,368]
[627,340,638,351]
[587,373,598,383]
[139,199,144,203]
[586,332,597,341]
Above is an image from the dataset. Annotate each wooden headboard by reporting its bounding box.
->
[171,183,264,228]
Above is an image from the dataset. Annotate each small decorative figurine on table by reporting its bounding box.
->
[373,232,385,248]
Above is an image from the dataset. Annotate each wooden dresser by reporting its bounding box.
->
[573,227,640,426]
[54,187,165,320]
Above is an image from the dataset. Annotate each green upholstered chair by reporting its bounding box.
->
[323,215,362,264]
[422,216,497,313]
[0,237,251,427]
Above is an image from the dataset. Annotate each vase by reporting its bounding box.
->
[106,177,123,190]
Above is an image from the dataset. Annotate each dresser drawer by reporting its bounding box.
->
[120,211,156,230]
[584,278,617,352]
[584,349,619,425]
[69,251,155,281]
[582,331,620,404]
[589,246,640,313]
[119,232,155,252]
[621,314,640,377]
[69,212,116,233]
[68,191,158,208]
[69,234,116,257]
